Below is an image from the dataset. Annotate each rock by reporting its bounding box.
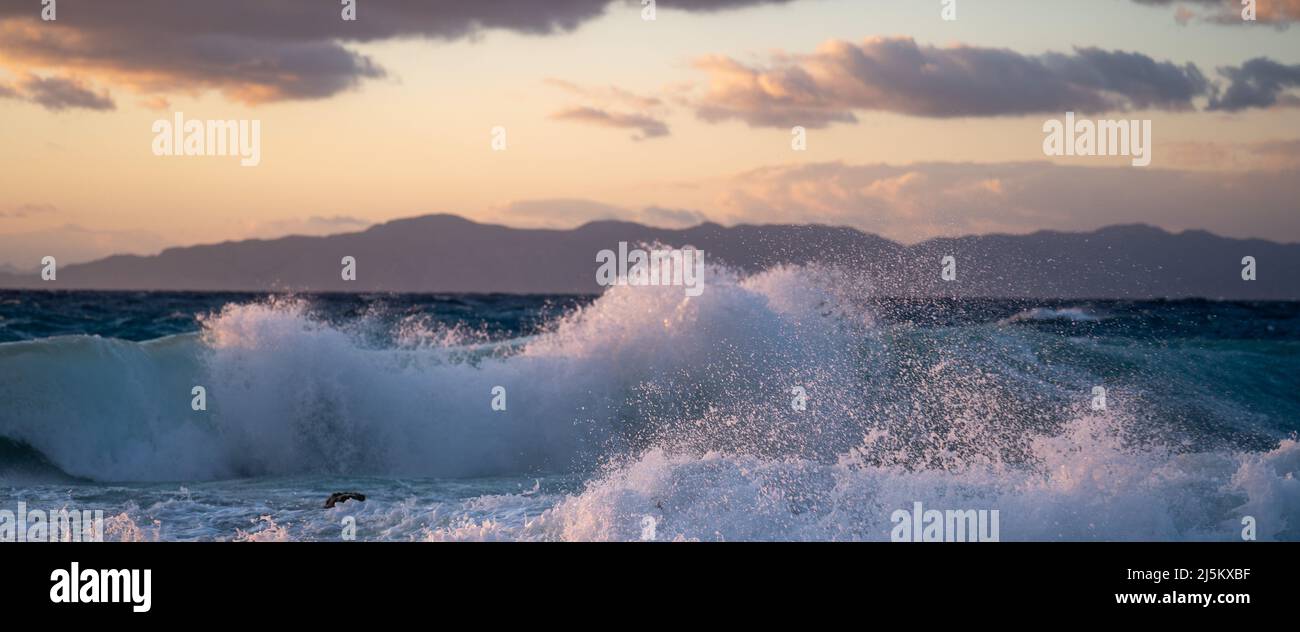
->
[324,492,366,508]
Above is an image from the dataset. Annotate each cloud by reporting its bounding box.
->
[1208,58,1300,111]
[1132,0,1300,25]
[0,215,371,268]
[244,215,373,239]
[494,198,708,228]
[709,161,1300,243]
[0,224,167,269]
[690,37,1212,127]
[496,198,624,226]
[0,19,384,105]
[0,202,57,218]
[544,78,663,109]
[1065,137,1300,170]
[550,106,670,139]
[0,74,113,111]
[138,95,171,110]
[0,0,794,106]
[640,205,710,227]
[493,159,1300,242]
[1248,138,1300,165]
[545,78,669,139]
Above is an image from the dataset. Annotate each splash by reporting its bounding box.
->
[1,264,1296,540]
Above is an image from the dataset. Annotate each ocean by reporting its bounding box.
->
[1,265,1298,541]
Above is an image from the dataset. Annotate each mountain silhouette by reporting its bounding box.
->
[1,214,1294,299]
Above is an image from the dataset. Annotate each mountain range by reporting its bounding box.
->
[0,214,1295,299]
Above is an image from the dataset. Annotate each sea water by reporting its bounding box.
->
[1,265,1297,541]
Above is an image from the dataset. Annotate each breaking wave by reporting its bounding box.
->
[1,265,1297,540]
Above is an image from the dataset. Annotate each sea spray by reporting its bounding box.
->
[1,265,1298,540]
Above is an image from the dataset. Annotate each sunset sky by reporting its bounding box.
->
[1,0,1298,269]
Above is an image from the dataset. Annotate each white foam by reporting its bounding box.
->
[422,423,1300,542]
[0,265,864,481]
[3,265,1296,541]
[1001,306,1104,324]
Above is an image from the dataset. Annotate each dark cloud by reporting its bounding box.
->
[1047,48,1211,110]
[1208,58,1300,111]
[18,74,114,110]
[0,74,113,111]
[0,1,795,40]
[550,106,670,139]
[0,0,794,105]
[691,36,1300,126]
[692,37,1212,127]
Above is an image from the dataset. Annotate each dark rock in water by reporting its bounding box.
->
[324,492,366,508]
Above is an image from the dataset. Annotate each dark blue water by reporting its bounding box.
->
[4,290,1297,343]
[0,290,588,343]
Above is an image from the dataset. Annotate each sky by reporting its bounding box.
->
[0,0,1298,269]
